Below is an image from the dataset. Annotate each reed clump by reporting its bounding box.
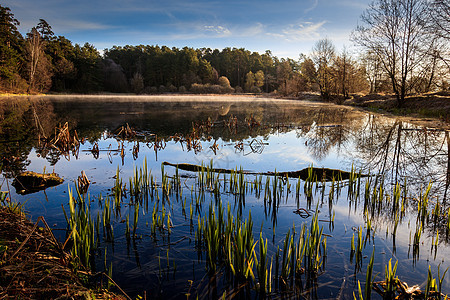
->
[62,187,97,271]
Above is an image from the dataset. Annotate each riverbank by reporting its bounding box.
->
[284,91,450,129]
[346,92,450,119]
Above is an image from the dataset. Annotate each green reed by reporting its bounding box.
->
[255,232,269,294]
[227,212,255,282]
[384,259,398,297]
[113,166,124,206]
[426,265,439,299]
[0,191,24,215]
[393,182,401,215]
[63,187,97,270]
[305,206,326,274]
[347,164,356,200]
[304,165,314,199]
[280,229,294,282]
[418,181,432,224]
[296,175,302,202]
[354,280,364,300]
[365,247,375,300]
[353,226,364,270]
[204,205,221,273]
[102,196,113,242]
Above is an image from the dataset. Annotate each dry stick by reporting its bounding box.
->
[62,226,77,251]
[100,272,132,300]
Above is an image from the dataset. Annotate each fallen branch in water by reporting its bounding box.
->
[162,161,365,181]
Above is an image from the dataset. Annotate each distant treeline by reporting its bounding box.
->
[1,1,449,104]
[0,4,368,98]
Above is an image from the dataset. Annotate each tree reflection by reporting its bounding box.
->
[303,108,363,160]
[355,115,448,197]
[1,96,448,201]
[0,98,37,177]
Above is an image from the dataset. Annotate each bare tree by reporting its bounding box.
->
[334,48,350,98]
[430,0,450,40]
[311,38,335,100]
[27,28,41,92]
[352,0,433,107]
[428,1,450,78]
[26,27,52,93]
[360,50,384,93]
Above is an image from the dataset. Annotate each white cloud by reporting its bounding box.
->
[337,0,369,10]
[203,25,232,37]
[304,0,319,13]
[53,20,114,32]
[267,21,327,42]
[239,22,265,37]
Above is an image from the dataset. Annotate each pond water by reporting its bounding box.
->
[1,95,449,299]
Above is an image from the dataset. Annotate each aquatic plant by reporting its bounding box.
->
[365,247,375,300]
[254,232,269,294]
[384,259,398,297]
[63,187,97,270]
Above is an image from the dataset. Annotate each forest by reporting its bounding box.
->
[0,0,449,107]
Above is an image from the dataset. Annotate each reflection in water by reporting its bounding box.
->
[355,115,449,197]
[1,95,449,298]
[2,96,446,195]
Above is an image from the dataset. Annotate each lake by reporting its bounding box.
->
[1,95,449,299]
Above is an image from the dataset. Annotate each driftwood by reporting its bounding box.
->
[12,171,64,195]
[162,161,362,181]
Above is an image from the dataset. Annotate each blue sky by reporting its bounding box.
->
[4,0,371,59]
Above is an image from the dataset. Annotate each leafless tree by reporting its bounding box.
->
[26,27,52,93]
[333,48,369,99]
[428,0,450,78]
[430,0,450,40]
[26,28,42,92]
[311,38,335,100]
[360,50,384,93]
[352,0,434,107]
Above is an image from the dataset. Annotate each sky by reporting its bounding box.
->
[4,0,371,59]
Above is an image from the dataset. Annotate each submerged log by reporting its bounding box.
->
[267,168,357,181]
[162,161,362,181]
[163,161,249,174]
[12,171,64,195]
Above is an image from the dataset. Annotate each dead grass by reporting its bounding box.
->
[0,206,123,299]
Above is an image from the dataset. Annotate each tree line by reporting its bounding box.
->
[0,0,449,106]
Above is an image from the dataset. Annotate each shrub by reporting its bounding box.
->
[189,83,235,94]
[159,85,167,93]
[218,76,231,88]
[168,84,177,93]
[250,86,261,94]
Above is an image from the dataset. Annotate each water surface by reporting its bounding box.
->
[1,95,449,299]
